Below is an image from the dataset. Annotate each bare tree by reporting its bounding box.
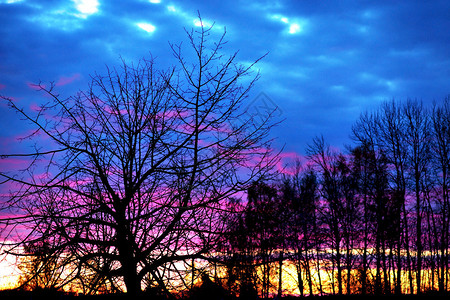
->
[220,200,259,299]
[403,99,431,294]
[245,181,279,299]
[431,97,450,292]
[307,135,346,295]
[349,143,376,295]
[284,165,318,297]
[375,100,413,294]
[351,98,447,295]
[0,22,279,296]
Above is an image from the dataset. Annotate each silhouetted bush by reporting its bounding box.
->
[186,273,233,300]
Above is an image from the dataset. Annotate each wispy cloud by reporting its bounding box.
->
[137,22,156,33]
[55,73,81,86]
[72,0,99,18]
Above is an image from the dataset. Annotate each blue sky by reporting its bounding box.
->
[1,0,449,163]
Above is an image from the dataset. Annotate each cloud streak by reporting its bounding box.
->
[55,73,81,86]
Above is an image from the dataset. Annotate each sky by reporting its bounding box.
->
[1,0,450,165]
[0,0,449,289]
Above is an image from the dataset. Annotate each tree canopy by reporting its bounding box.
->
[0,23,279,296]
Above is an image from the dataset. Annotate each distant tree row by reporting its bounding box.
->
[215,97,450,298]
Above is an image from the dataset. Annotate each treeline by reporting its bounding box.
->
[212,97,450,297]
[14,97,450,299]
[15,98,450,298]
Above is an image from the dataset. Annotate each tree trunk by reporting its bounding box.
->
[116,212,140,296]
[336,243,343,295]
[297,249,304,297]
[396,239,402,295]
[120,247,140,296]
[277,251,283,297]
[305,250,313,296]
[402,201,414,294]
[416,176,422,294]
[315,235,323,296]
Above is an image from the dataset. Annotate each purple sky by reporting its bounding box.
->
[1,0,449,164]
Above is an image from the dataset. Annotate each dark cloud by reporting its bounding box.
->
[1,0,449,157]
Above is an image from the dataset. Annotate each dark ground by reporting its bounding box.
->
[0,289,449,300]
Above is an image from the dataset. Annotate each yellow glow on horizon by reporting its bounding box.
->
[0,250,21,290]
[1,247,449,295]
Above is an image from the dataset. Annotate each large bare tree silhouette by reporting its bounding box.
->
[0,22,279,296]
